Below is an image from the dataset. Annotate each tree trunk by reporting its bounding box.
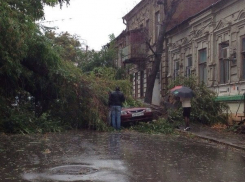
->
[144,0,181,104]
[144,20,167,104]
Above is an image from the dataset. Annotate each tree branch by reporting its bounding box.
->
[141,28,157,56]
[163,0,168,15]
[145,41,157,56]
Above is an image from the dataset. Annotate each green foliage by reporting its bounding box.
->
[45,31,82,63]
[123,99,143,108]
[1,106,66,134]
[0,27,129,133]
[0,0,142,134]
[0,0,86,133]
[226,122,245,133]
[90,67,117,80]
[2,0,70,20]
[167,76,229,125]
[130,118,176,134]
[167,107,183,123]
[80,69,136,129]
[78,34,117,73]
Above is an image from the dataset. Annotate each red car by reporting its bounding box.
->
[121,107,153,123]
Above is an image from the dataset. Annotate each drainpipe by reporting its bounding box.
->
[123,18,127,25]
[123,18,129,31]
[243,92,245,117]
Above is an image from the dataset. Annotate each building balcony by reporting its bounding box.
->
[121,43,147,63]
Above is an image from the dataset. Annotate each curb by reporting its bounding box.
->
[176,129,245,151]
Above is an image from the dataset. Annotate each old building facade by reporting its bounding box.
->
[115,0,245,121]
[115,0,220,105]
[115,0,162,105]
[165,0,245,121]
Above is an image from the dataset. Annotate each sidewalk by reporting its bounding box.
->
[177,123,245,151]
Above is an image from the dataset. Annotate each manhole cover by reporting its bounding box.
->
[49,165,98,175]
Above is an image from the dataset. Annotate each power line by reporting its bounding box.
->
[39,18,72,24]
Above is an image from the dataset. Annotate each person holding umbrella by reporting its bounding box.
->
[171,86,194,131]
[180,97,191,131]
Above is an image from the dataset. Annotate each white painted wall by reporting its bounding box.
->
[152,78,161,105]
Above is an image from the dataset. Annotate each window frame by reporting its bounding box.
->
[174,60,179,80]
[241,36,245,80]
[155,11,160,40]
[219,42,230,84]
[134,72,138,98]
[198,48,207,83]
[140,71,144,98]
[186,56,192,77]
[146,19,150,38]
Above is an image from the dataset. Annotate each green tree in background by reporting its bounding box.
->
[0,0,91,133]
[79,34,126,80]
[0,0,68,111]
[79,34,117,72]
[45,31,82,63]
[0,0,133,133]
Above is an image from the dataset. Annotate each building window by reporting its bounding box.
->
[219,42,230,84]
[242,37,245,79]
[174,60,179,80]
[146,19,150,37]
[186,56,192,77]
[140,71,144,98]
[146,19,149,30]
[155,11,160,40]
[134,72,138,98]
[198,49,207,83]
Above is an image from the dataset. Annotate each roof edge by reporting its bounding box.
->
[123,0,146,20]
[167,0,224,33]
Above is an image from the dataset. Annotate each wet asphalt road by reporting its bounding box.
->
[0,130,245,182]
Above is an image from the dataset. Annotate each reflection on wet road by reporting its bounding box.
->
[0,130,245,181]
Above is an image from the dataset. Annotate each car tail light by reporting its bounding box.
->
[145,108,152,112]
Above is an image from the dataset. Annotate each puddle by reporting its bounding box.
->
[22,156,129,182]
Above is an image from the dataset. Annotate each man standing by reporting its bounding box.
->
[109,87,125,130]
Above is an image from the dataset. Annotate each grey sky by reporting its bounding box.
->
[43,0,141,50]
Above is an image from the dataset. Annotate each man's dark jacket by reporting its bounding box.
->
[109,91,125,107]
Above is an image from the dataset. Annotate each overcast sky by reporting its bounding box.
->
[42,0,141,51]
